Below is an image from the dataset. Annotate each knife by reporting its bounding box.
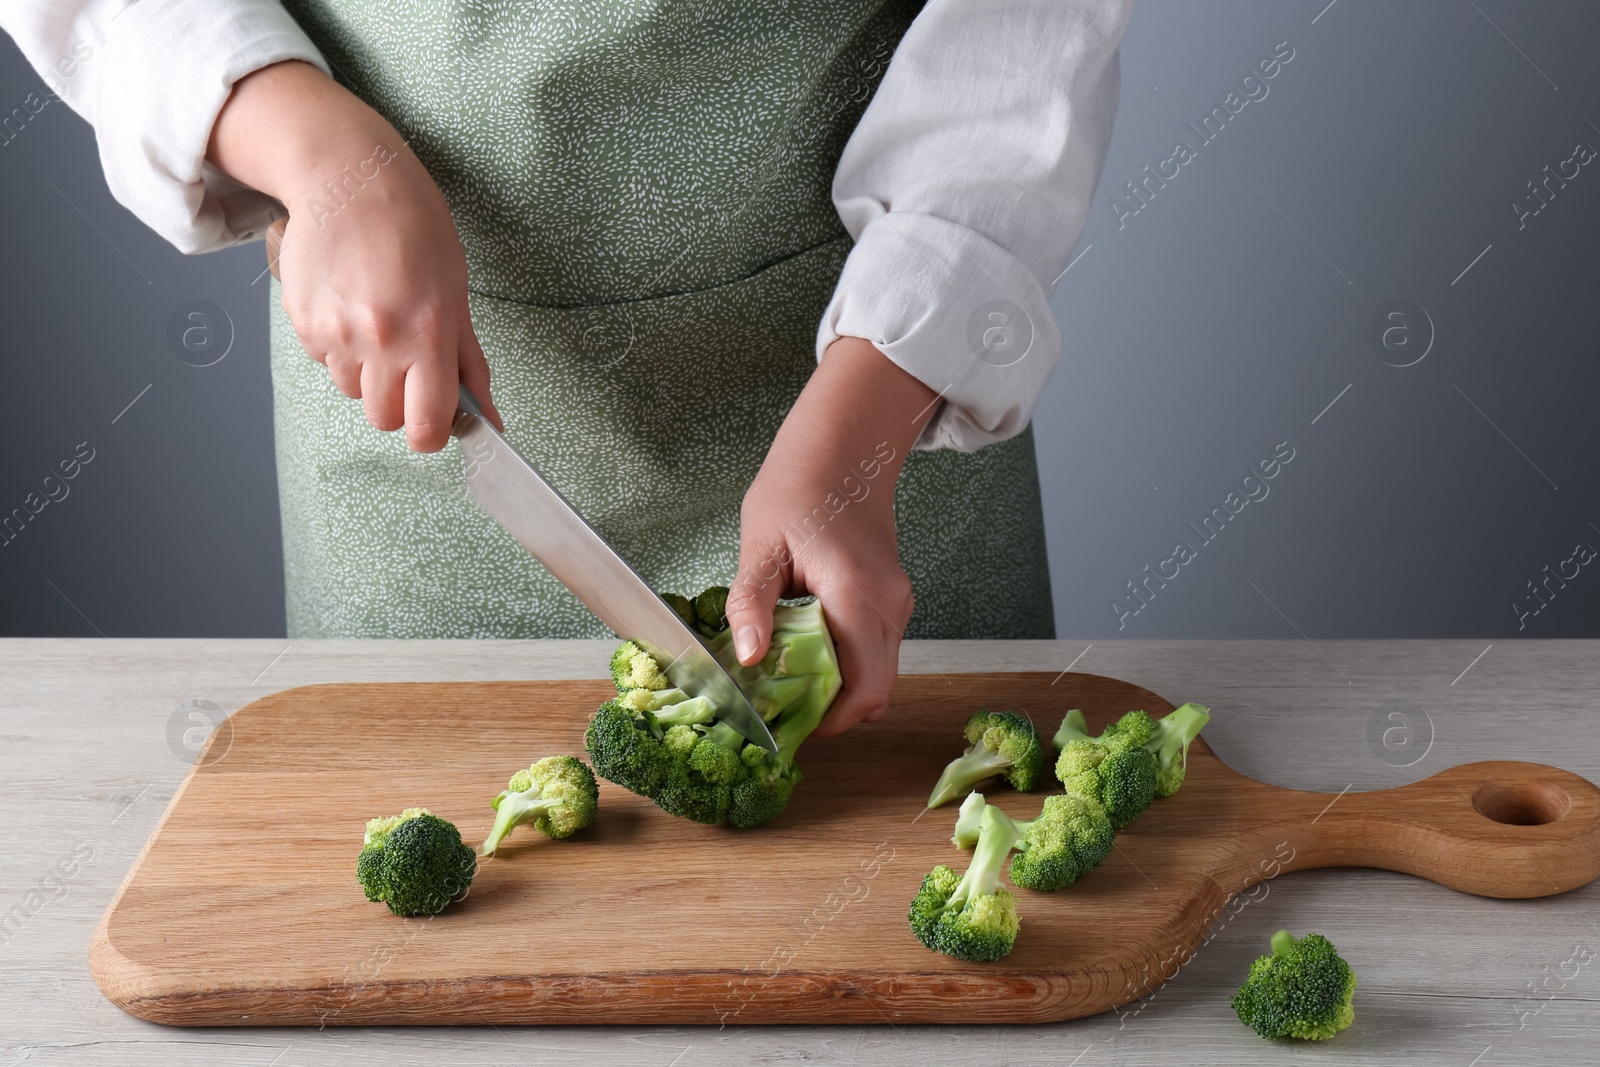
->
[452,384,778,753]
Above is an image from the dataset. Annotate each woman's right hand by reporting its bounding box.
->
[208,60,501,451]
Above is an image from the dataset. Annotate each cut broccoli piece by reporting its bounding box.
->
[1052,709,1159,829]
[481,755,599,855]
[609,640,670,691]
[952,791,1114,892]
[1147,702,1210,797]
[692,585,729,636]
[356,808,476,916]
[1232,930,1356,1040]
[1009,792,1114,890]
[585,590,842,828]
[909,803,1021,961]
[926,710,1048,809]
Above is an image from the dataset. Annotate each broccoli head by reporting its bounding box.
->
[909,803,1021,961]
[926,710,1048,809]
[585,589,842,828]
[356,808,477,916]
[1052,709,1159,829]
[481,755,599,855]
[1232,929,1356,1040]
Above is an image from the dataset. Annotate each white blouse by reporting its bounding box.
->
[2,0,1129,453]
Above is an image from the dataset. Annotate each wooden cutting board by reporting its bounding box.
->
[90,671,1600,1026]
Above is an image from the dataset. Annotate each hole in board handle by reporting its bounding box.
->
[1472,779,1572,826]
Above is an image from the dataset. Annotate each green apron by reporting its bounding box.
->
[270,0,1054,641]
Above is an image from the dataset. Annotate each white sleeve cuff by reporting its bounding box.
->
[817,0,1128,453]
[816,209,1061,453]
[90,1,331,254]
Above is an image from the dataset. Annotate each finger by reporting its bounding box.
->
[457,312,504,432]
[810,596,897,739]
[403,352,457,453]
[325,353,362,399]
[725,534,789,666]
[360,359,405,431]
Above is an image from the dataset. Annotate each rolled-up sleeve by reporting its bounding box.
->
[1,0,331,254]
[819,0,1130,452]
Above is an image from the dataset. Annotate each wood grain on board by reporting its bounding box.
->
[89,671,1600,1025]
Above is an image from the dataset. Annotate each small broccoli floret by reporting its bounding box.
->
[1147,702,1210,797]
[586,592,842,828]
[909,804,1021,961]
[610,640,670,691]
[951,791,1114,891]
[1052,709,1158,829]
[1009,793,1114,890]
[1232,930,1356,1040]
[662,591,698,631]
[927,710,1048,809]
[482,756,599,855]
[693,585,729,636]
[357,808,476,916]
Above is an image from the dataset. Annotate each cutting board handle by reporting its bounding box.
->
[1242,760,1600,899]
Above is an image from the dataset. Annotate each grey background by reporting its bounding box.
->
[0,0,1595,639]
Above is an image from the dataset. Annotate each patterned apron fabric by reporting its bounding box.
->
[271,0,1055,640]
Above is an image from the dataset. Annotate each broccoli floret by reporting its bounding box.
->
[951,791,1114,892]
[1052,709,1159,829]
[692,585,729,636]
[662,591,698,631]
[585,590,842,828]
[610,640,671,691]
[1052,704,1212,823]
[481,756,599,855]
[1010,793,1114,890]
[909,804,1021,961]
[585,698,673,796]
[927,710,1048,809]
[356,808,476,916]
[1147,702,1210,797]
[1232,930,1356,1040]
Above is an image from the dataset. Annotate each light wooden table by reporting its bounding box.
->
[4,638,1596,1065]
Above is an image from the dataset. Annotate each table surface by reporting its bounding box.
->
[4,637,1597,1065]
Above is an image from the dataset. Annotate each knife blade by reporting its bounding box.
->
[452,385,777,753]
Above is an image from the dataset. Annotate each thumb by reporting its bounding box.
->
[725,533,789,667]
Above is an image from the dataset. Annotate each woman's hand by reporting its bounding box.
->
[208,60,501,450]
[726,336,941,738]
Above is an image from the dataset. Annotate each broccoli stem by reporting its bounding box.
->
[1146,702,1210,767]
[951,791,988,848]
[946,806,1018,911]
[928,747,1016,809]
[702,721,746,750]
[482,793,557,855]
[1271,929,1297,958]
[1052,708,1090,751]
[651,695,718,727]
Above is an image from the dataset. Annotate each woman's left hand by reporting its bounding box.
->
[725,336,940,738]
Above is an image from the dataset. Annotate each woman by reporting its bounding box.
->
[3,0,1128,736]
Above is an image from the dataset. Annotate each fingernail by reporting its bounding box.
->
[734,626,759,663]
